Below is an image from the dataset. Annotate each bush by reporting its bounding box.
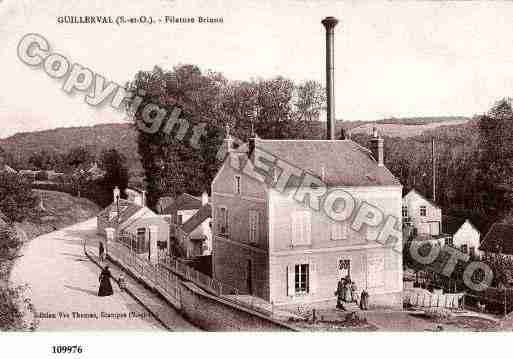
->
[0,285,37,330]
[0,173,37,222]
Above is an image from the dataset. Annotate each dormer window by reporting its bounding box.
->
[234,175,241,195]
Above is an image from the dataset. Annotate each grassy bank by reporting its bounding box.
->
[1,190,100,330]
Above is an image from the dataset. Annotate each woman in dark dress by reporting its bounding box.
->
[98,266,114,297]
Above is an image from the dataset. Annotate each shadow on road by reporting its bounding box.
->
[64,284,98,297]
[51,238,85,247]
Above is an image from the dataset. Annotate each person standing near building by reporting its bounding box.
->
[99,241,105,262]
[335,277,346,310]
[98,266,114,297]
[350,281,358,304]
[344,276,352,302]
[360,288,369,310]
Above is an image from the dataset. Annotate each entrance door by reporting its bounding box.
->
[338,259,351,279]
[247,259,253,295]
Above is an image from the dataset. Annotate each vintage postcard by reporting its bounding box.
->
[1,0,513,355]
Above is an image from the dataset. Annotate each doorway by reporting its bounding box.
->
[338,259,351,279]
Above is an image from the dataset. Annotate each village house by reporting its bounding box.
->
[443,216,481,258]
[402,190,480,256]
[211,131,403,308]
[160,192,212,258]
[97,187,170,261]
[402,189,442,237]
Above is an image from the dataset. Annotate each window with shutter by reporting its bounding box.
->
[218,207,228,235]
[309,262,317,294]
[287,265,294,297]
[234,175,241,195]
[294,263,309,294]
[331,222,347,240]
[291,211,311,246]
[249,210,259,243]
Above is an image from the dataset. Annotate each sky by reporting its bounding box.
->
[1,0,513,138]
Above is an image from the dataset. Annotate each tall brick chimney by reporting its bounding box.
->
[322,16,339,140]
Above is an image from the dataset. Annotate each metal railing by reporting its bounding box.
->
[157,254,275,317]
[109,233,276,318]
[108,239,181,305]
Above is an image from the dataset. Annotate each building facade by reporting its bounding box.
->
[97,189,170,257]
[402,189,441,236]
[212,136,403,308]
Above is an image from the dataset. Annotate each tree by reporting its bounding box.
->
[126,64,325,208]
[477,99,513,220]
[64,147,94,172]
[28,150,58,171]
[0,173,36,222]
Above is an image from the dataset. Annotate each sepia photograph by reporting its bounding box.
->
[1,0,513,356]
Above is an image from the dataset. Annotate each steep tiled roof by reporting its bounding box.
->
[253,139,400,187]
[480,223,513,254]
[161,193,204,214]
[181,204,211,235]
[98,199,143,227]
[404,189,440,209]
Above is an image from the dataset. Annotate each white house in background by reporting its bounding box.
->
[402,189,441,236]
[443,216,481,257]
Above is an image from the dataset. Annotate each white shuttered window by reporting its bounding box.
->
[249,210,259,243]
[291,211,311,246]
[331,222,347,240]
[217,207,228,235]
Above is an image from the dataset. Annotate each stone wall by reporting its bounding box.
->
[179,281,295,331]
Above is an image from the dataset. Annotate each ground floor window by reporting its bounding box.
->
[445,237,453,246]
[136,227,146,253]
[295,264,309,294]
[461,244,468,253]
